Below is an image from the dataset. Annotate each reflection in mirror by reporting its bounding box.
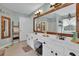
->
[34,4,76,35]
[4,18,9,37]
[35,18,48,32]
[1,16,11,39]
[62,14,76,34]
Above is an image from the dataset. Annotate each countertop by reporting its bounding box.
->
[34,33,79,51]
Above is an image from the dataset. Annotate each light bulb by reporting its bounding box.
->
[39,9,42,12]
[35,10,39,14]
[50,3,55,5]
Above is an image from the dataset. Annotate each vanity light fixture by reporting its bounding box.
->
[50,3,55,8]
[35,10,39,15]
[50,3,64,8]
[34,9,43,16]
[50,3,55,5]
[39,9,43,13]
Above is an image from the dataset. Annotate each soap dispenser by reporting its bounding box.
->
[72,32,78,41]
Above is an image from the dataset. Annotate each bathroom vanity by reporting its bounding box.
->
[26,33,79,56]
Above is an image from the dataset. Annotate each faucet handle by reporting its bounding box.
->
[59,35,65,40]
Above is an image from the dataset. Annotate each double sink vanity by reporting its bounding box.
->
[26,33,79,56]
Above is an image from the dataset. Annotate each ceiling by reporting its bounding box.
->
[0,3,44,15]
[0,3,76,17]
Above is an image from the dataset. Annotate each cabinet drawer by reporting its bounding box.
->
[43,44,54,56]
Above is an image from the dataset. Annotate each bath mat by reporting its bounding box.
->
[22,45,32,52]
[5,45,12,49]
[0,49,5,56]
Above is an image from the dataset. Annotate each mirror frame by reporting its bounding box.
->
[33,3,76,37]
[1,16,11,39]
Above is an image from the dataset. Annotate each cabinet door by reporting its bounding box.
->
[43,43,55,56]
[27,36,31,46]
[43,42,65,56]
[50,43,65,56]
[27,35,35,49]
[43,43,49,56]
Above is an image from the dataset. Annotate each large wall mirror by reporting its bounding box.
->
[1,16,11,39]
[33,3,76,37]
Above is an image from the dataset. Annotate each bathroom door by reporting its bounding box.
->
[19,17,27,41]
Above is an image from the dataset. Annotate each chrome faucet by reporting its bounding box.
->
[57,35,65,40]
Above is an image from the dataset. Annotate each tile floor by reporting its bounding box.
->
[3,41,37,56]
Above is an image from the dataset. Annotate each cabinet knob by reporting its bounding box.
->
[51,51,53,53]
[35,32,37,35]
[55,53,58,56]
[43,42,46,44]
[36,39,38,40]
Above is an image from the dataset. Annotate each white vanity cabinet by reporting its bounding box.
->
[27,33,79,56]
[27,33,37,50]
